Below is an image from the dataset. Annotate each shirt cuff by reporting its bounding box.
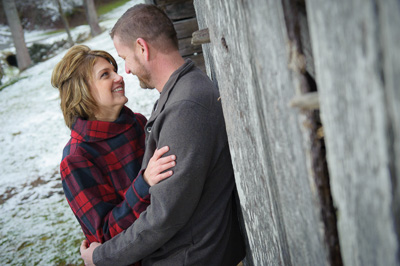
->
[133,171,151,200]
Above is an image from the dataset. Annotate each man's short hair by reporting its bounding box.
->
[110,4,179,53]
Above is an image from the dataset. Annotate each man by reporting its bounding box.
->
[81,4,246,265]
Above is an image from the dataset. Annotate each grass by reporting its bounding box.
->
[97,0,132,16]
[0,76,28,92]
[43,29,65,36]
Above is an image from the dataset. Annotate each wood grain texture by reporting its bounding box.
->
[306,0,400,265]
[194,1,328,265]
[157,0,195,21]
[178,37,202,57]
[174,18,199,39]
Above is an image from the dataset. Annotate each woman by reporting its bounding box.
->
[51,45,175,246]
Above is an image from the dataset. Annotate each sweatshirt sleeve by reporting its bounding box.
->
[60,155,151,243]
[93,100,217,265]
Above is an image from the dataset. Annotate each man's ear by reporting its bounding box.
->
[136,38,150,61]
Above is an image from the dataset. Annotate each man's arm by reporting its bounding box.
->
[92,100,216,265]
[61,155,151,243]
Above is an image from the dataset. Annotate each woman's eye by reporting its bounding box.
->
[101,72,108,78]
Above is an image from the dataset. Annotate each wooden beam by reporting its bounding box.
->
[155,0,189,4]
[178,37,202,56]
[158,0,196,21]
[174,18,199,39]
[191,28,210,45]
[289,92,319,110]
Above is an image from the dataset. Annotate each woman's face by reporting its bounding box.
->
[90,57,128,120]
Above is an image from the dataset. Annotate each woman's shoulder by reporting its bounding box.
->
[134,112,147,125]
[61,136,98,162]
[122,106,147,125]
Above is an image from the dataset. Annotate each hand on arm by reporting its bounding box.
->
[92,101,214,264]
[61,153,170,243]
[143,146,176,186]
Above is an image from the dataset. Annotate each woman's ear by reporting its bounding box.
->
[136,38,150,61]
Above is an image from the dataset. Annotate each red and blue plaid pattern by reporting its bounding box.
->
[60,106,150,244]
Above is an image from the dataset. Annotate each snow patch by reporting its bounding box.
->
[0,0,158,264]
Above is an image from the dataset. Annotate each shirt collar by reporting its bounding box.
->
[71,106,135,142]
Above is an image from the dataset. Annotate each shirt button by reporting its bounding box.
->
[146,127,152,133]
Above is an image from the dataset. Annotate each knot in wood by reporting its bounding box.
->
[221,37,229,51]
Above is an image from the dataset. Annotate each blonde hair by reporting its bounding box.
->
[51,45,118,128]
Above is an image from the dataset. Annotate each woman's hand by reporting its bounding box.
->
[143,146,176,186]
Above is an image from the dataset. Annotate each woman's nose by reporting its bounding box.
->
[114,74,123,83]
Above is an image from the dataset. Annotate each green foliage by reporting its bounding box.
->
[28,43,54,64]
[44,29,65,36]
[0,76,28,92]
[97,0,131,16]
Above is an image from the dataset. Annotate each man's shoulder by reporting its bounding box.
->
[180,65,214,89]
[172,67,219,107]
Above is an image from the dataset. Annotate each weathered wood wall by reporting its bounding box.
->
[305,0,400,265]
[194,1,329,265]
[193,0,400,265]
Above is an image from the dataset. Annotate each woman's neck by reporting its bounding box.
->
[92,106,123,122]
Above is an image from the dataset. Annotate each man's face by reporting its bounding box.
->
[113,35,154,89]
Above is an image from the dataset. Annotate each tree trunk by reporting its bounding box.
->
[83,0,101,37]
[56,0,73,47]
[2,0,31,71]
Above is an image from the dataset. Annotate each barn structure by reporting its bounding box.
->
[146,0,400,265]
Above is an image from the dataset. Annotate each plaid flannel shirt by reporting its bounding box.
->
[60,106,150,244]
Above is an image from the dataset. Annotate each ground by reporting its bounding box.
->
[0,0,160,264]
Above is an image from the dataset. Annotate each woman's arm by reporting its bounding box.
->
[60,147,175,243]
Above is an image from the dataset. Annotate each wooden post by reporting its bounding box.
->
[306,0,400,265]
[289,92,319,110]
[191,28,210,45]
[194,0,330,265]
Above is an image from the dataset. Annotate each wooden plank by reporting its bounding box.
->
[298,5,315,78]
[289,92,319,110]
[191,28,210,45]
[194,1,329,265]
[306,0,400,265]
[178,37,202,57]
[155,0,190,5]
[158,0,196,21]
[174,18,198,39]
[381,2,400,255]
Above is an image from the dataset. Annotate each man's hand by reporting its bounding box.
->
[80,240,101,266]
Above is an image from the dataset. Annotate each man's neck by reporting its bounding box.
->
[152,52,185,93]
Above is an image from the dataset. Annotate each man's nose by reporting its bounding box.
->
[125,65,131,74]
